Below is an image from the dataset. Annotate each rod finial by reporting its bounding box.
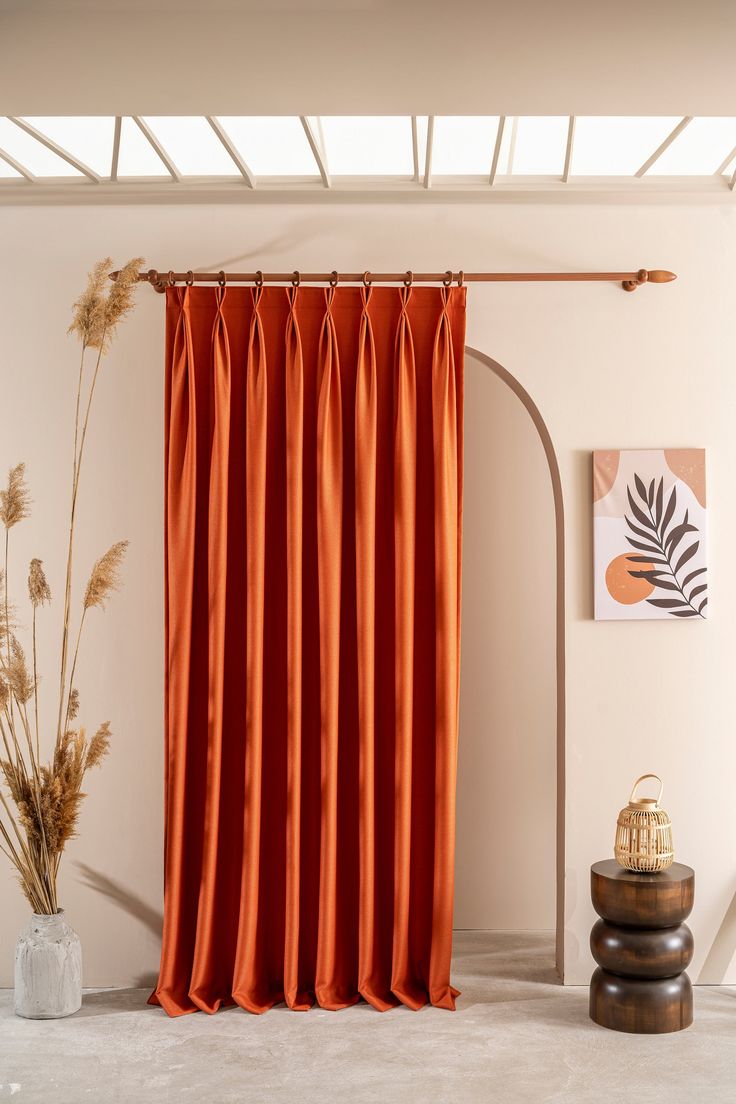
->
[622,268,677,292]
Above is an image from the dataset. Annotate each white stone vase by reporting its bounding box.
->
[14,910,82,1019]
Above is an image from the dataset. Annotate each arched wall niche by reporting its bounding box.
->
[458,346,566,978]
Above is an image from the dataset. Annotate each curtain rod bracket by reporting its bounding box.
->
[622,268,650,292]
[144,268,167,294]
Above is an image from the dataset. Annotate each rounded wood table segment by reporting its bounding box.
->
[591,859,694,927]
[590,918,694,979]
[589,860,694,1034]
[590,968,693,1034]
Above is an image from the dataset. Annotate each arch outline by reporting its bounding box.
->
[465,345,566,980]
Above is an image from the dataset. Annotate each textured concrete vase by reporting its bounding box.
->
[14,910,82,1019]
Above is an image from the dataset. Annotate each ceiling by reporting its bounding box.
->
[1,3,735,117]
[0,115,735,203]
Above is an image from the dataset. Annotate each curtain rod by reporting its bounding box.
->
[110,268,677,294]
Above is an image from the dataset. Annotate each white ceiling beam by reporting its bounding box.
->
[489,116,506,185]
[7,116,100,181]
[635,116,692,177]
[423,115,435,189]
[506,117,519,175]
[0,146,35,182]
[110,116,121,182]
[206,117,256,188]
[714,143,736,177]
[563,116,576,182]
[300,117,330,188]
[132,117,181,181]
[0,174,734,205]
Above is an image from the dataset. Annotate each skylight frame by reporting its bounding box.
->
[1,115,736,197]
[570,116,684,178]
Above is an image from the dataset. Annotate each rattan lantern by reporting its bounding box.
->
[614,774,674,872]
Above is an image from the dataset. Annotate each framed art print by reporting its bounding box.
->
[593,449,707,621]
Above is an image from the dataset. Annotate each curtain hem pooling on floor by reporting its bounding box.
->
[149,284,465,1015]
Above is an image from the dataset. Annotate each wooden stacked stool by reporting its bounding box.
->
[589,860,694,1034]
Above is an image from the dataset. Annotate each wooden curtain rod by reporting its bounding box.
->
[110,268,677,294]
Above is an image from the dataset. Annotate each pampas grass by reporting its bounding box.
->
[0,464,31,530]
[28,559,51,607]
[84,541,129,610]
[0,258,141,914]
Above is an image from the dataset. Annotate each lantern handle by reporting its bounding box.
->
[629,773,663,805]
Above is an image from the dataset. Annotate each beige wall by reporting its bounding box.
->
[455,355,556,930]
[1,199,735,988]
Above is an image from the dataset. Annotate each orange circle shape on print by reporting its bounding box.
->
[605,554,655,605]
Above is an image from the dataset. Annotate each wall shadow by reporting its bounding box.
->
[75,861,163,940]
[698,888,736,984]
[465,346,566,981]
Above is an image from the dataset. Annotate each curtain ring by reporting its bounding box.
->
[457,270,465,287]
[404,270,413,287]
[167,270,176,287]
[329,270,339,287]
[363,270,372,287]
[218,270,227,287]
[255,270,263,288]
[292,270,301,287]
[185,270,194,287]
[443,270,453,287]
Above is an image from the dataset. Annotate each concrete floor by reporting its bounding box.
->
[1,931,735,1104]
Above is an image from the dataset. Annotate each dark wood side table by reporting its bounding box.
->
[589,859,694,1034]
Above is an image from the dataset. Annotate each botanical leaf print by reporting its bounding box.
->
[625,475,707,619]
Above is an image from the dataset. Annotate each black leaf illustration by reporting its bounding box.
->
[660,486,677,539]
[682,566,707,588]
[626,536,662,555]
[644,577,680,590]
[655,478,664,525]
[626,517,658,542]
[627,487,656,530]
[634,473,648,502]
[675,540,699,574]
[622,474,707,618]
[665,513,697,555]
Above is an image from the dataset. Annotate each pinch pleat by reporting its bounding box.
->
[428,288,462,1010]
[149,289,201,1016]
[390,287,424,1010]
[232,288,271,1013]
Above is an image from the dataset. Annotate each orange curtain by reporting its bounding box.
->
[149,284,465,1016]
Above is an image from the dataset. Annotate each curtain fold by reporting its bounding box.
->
[283,287,306,1010]
[150,285,465,1016]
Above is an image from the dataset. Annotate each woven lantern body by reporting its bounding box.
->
[614,774,674,873]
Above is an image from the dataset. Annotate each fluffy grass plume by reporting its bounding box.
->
[84,540,129,610]
[69,256,144,351]
[28,559,51,607]
[0,463,30,529]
